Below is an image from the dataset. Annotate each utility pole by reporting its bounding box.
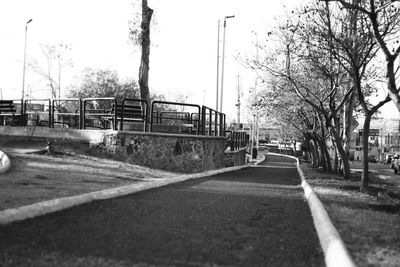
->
[219,15,234,113]
[216,20,220,111]
[235,74,241,128]
[22,18,33,99]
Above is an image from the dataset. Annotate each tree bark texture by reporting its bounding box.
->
[138,0,153,105]
[330,127,351,179]
[343,92,356,160]
[360,114,371,192]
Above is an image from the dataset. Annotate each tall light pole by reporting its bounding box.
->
[219,15,234,113]
[250,77,263,158]
[22,18,33,99]
[216,20,220,111]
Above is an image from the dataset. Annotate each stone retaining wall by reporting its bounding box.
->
[0,126,247,173]
[92,131,230,173]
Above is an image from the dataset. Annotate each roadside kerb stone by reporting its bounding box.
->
[0,161,251,225]
[268,152,356,267]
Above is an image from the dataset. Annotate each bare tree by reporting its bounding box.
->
[131,0,154,104]
[28,42,72,98]
[322,1,391,191]
[325,0,400,111]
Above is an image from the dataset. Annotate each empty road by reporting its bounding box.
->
[0,154,323,266]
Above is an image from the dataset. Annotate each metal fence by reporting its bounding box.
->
[201,106,225,137]
[2,98,242,140]
[150,100,201,135]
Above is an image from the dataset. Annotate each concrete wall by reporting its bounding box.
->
[0,126,247,173]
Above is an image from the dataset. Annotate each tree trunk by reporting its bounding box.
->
[330,127,351,179]
[360,114,372,192]
[332,141,338,173]
[343,91,355,160]
[138,0,153,105]
[310,139,319,167]
[385,59,400,112]
[317,135,332,172]
[314,136,327,171]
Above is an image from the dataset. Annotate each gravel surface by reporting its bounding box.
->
[0,155,323,266]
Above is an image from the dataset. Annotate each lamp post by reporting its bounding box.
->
[219,15,234,113]
[250,78,262,159]
[216,20,220,111]
[22,18,33,99]
[253,78,263,150]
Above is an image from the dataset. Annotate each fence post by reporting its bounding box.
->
[208,109,212,136]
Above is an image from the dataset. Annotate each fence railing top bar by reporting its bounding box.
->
[152,100,201,109]
[202,105,226,116]
[52,98,81,102]
[82,97,116,101]
[160,111,190,114]
[202,105,218,113]
[24,98,51,102]
[122,98,148,103]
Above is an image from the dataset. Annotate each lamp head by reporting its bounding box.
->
[27,19,32,24]
[225,15,235,19]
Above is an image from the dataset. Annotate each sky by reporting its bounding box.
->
[0,0,398,122]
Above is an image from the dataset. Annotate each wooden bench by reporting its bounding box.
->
[0,100,22,126]
[113,103,146,131]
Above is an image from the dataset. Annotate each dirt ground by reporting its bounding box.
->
[0,142,181,211]
[301,163,400,267]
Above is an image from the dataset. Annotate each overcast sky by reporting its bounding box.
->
[0,0,398,121]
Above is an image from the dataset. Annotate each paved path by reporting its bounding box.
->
[0,155,323,266]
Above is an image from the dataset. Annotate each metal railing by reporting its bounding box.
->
[2,97,228,137]
[119,98,148,131]
[150,101,201,135]
[51,98,81,128]
[229,131,248,151]
[159,111,190,124]
[24,99,52,127]
[82,97,117,130]
[201,106,226,137]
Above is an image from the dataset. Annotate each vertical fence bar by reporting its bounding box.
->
[82,99,87,129]
[113,98,117,130]
[79,99,82,129]
[19,99,25,126]
[51,99,55,128]
[208,110,212,136]
[214,112,218,136]
[201,106,206,135]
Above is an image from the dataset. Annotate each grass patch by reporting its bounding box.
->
[302,163,400,267]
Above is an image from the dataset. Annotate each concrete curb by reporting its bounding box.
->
[252,154,266,165]
[268,153,356,267]
[0,150,11,174]
[0,163,250,225]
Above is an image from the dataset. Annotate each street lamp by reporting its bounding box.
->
[219,15,234,113]
[216,20,221,111]
[22,18,33,99]
[250,77,263,158]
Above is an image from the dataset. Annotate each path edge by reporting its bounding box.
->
[0,162,251,225]
[268,152,356,267]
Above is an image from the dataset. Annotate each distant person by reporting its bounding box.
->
[393,154,400,174]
